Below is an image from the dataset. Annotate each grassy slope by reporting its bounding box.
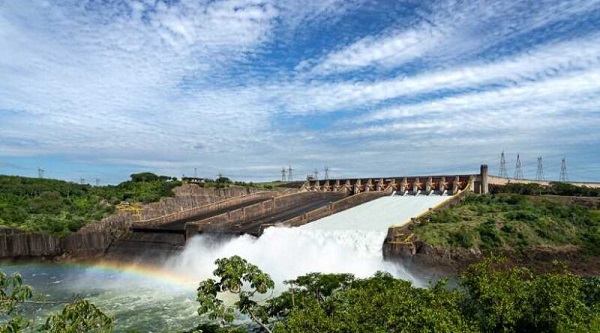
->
[413,194,600,255]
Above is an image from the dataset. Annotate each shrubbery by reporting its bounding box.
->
[495,182,600,197]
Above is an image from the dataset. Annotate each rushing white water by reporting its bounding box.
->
[166,194,452,287]
[303,194,451,232]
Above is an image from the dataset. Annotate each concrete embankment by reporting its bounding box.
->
[104,190,289,260]
[185,192,347,237]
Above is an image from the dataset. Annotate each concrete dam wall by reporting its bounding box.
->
[185,192,348,237]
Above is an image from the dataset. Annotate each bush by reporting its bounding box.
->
[504,210,540,222]
[477,222,502,249]
[450,229,474,248]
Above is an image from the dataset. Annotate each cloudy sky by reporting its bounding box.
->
[1,0,599,183]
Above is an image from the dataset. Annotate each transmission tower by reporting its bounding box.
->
[37,167,45,179]
[314,169,319,181]
[560,158,568,182]
[324,166,330,180]
[535,157,545,181]
[79,178,86,185]
[281,167,287,181]
[514,154,524,180]
[95,178,101,187]
[499,151,508,178]
[287,165,293,181]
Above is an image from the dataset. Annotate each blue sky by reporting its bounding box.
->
[1,0,599,184]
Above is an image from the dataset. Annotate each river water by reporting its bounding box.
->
[2,195,449,332]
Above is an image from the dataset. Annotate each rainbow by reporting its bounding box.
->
[59,260,199,290]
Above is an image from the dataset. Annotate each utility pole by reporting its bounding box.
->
[535,157,545,181]
[560,158,568,182]
[287,165,293,181]
[281,167,287,182]
[38,167,45,179]
[514,154,523,180]
[194,168,198,178]
[324,166,330,180]
[499,151,508,178]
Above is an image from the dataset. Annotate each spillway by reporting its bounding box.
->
[301,194,451,232]
[166,193,453,288]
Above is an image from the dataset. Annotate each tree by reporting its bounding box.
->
[0,272,32,332]
[129,172,160,182]
[460,257,592,332]
[197,256,275,332]
[40,299,113,333]
[1,270,113,333]
[271,272,475,333]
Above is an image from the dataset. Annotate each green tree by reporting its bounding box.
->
[460,258,593,332]
[1,270,113,333]
[40,299,113,333]
[0,272,32,332]
[196,256,275,332]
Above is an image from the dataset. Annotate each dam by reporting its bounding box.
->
[105,166,474,260]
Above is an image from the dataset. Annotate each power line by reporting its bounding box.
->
[514,154,524,180]
[535,156,545,181]
[560,157,568,182]
[499,151,508,178]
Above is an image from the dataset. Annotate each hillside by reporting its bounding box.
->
[413,194,600,255]
[0,173,181,235]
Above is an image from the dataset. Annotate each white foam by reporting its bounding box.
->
[302,194,451,232]
[166,194,452,287]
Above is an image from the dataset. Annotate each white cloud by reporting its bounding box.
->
[266,33,600,116]
[302,0,600,76]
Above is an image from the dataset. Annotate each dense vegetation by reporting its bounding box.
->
[3,257,599,332]
[492,182,600,197]
[413,193,600,254]
[192,256,600,332]
[0,173,181,235]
